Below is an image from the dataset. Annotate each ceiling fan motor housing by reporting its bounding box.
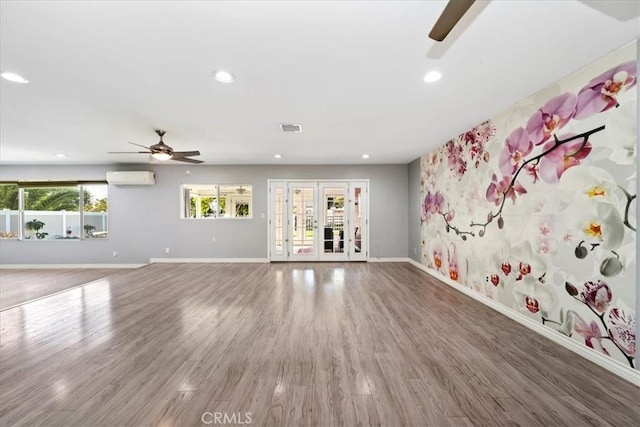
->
[150,142,173,155]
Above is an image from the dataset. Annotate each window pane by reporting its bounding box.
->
[24,186,80,239]
[0,184,19,239]
[83,184,108,238]
[216,185,252,218]
[182,184,252,219]
[182,185,219,218]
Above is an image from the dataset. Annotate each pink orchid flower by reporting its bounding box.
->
[447,244,459,282]
[485,174,527,206]
[575,60,637,120]
[499,127,533,176]
[573,314,610,356]
[579,280,612,313]
[526,93,577,145]
[606,307,636,357]
[538,135,592,184]
[524,163,540,183]
[422,191,444,222]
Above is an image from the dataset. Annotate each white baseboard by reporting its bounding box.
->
[406,259,640,387]
[149,258,269,264]
[0,263,145,269]
[368,257,412,263]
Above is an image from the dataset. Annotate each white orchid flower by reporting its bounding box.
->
[606,97,636,165]
[559,165,621,206]
[566,201,625,250]
[512,275,557,317]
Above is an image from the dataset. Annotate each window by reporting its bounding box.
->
[0,183,19,239]
[0,181,108,240]
[182,184,252,219]
[24,185,81,239]
[83,184,109,238]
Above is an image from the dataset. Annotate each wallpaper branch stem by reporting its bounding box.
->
[619,187,637,231]
[446,125,606,239]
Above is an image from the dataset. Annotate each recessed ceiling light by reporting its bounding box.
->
[423,71,442,83]
[1,71,29,84]
[362,154,370,159]
[274,154,283,159]
[213,70,235,83]
[55,153,66,158]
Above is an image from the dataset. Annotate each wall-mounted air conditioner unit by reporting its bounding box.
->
[106,171,156,186]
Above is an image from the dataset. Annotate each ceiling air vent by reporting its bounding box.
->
[280,123,302,133]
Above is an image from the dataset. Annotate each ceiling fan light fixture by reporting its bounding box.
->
[423,71,442,83]
[213,70,235,83]
[151,152,172,161]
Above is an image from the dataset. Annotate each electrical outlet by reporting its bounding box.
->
[113,251,118,257]
[165,247,170,254]
[414,247,417,254]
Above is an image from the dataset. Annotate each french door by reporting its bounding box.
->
[288,182,318,261]
[268,180,368,262]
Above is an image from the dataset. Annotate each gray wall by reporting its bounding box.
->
[407,158,421,262]
[0,164,408,264]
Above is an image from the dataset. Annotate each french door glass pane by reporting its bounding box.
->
[291,187,315,255]
[353,186,363,253]
[274,188,284,255]
[322,187,345,254]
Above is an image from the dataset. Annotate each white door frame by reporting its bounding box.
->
[267,179,369,262]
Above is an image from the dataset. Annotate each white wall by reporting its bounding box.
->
[0,163,408,264]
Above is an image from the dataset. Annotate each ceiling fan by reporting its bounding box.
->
[429,0,476,42]
[109,130,204,164]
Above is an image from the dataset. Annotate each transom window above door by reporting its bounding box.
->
[181,184,252,219]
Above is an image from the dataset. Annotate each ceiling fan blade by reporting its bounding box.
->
[107,151,151,154]
[172,150,201,158]
[128,141,151,149]
[172,157,204,164]
[428,0,476,42]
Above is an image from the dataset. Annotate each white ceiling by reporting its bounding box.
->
[1,1,638,166]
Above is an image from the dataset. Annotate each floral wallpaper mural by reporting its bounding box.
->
[420,42,637,369]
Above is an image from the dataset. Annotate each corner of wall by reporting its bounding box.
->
[407,158,421,262]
